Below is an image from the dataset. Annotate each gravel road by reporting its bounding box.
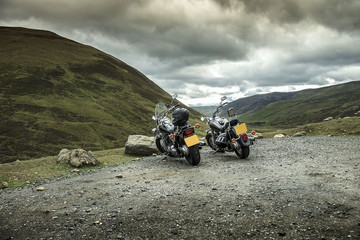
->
[1,136,359,240]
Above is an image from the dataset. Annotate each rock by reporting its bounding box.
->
[252,132,263,139]
[56,149,100,168]
[36,186,45,191]
[292,131,307,137]
[2,181,9,188]
[125,135,159,156]
[116,174,123,179]
[274,134,285,138]
[323,117,333,121]
[355,110,360,115]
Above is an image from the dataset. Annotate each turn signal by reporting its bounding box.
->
[232,138,236,143]
[251,130,256,135]
[170,134,175,139]
[195,123,200,129]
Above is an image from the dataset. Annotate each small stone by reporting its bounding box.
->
[94,221,101,224]
[292,131,307,137]
[72,169,80,173]
[116,174,123,179]
[152,153,157,156]
[274,134,285,138]
[37,186,45,191]
[2,182,9,188]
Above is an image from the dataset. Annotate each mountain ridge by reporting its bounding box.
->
[195,81,360,126]
[0,26,201,163]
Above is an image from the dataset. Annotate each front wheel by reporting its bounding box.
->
[155,137,166,153]
[235,146,250,159]
[185,145,201,166]
[205,133,216,150]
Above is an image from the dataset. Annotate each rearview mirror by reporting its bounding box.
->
[228,108,236,117]
[172,93,178,99]
[221,96,227,101]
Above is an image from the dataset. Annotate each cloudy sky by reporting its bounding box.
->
[1,0,360,106]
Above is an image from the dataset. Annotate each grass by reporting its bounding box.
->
[0,147,139,188]
[2,117,358,188]
[250,116,360,138]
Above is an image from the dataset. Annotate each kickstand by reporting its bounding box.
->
[211,149,223,155]
[160,153,168,160]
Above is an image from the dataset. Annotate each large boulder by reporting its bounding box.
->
[56,149,100,168]
[125,135,159,156]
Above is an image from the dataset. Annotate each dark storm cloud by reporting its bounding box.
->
[1,0,359,105]
[212,0,360,32]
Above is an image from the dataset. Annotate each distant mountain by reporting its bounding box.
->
[192,106,217,117]
[233,81,360,127]
[0,27,201,163]
[194,91,297,117]
[195,81,360,127]
[226,92,297,114]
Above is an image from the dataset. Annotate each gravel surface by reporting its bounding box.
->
[1,136,359,240]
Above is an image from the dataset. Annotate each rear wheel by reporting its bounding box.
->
[235,146,250,159]
[185,145,201,166]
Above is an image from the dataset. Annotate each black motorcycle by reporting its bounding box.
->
[152,93,201,165]
[202,96,254,159]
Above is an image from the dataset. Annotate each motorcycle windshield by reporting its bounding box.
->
[155,103,168,119]
[217,107,227,118]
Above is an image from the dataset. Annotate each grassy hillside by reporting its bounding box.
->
[250,116,360,138]
[236,81,360,127]
[0,27,202,163]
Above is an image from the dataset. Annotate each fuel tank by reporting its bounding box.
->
[210,117,229,132]
[159,117,175,133]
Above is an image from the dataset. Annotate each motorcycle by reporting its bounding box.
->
[152,93,201,165]
[201,96,254,159]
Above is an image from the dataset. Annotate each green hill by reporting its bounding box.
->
[234,81,360,127]
[0,27,201,163]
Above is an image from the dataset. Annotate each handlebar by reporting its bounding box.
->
[168,103,180,113]
[212,102,228,118]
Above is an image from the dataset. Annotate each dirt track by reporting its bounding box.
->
[1,136,359,240]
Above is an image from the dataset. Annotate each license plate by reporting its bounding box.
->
[234,123,247,135]
[184,134,200,147]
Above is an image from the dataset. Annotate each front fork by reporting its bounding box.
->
[211,128,216,146]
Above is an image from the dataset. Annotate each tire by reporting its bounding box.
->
[155,137,166,153]
[235,146,250,159]
[205,133,216,150]
[185,145,201,166]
